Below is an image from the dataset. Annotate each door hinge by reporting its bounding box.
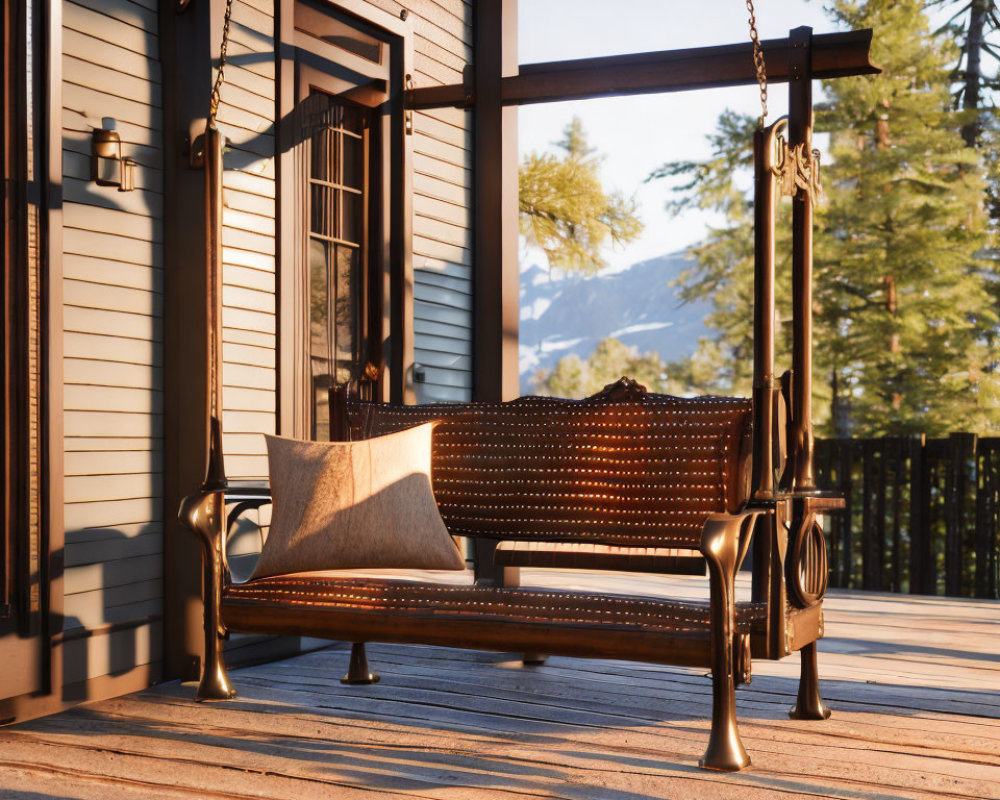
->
[404,74,414,135]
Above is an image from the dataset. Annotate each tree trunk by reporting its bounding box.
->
[831,368,850,438]
[961,0,988,146]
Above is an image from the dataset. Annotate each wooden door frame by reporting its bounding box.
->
[0,0,66,722]
[277,0,414,443]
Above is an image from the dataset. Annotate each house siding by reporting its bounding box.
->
[60,0,165,682]
[321,0,474,403]
[218,0,278,481]
[53,0,475,690]
[409,0,474,402]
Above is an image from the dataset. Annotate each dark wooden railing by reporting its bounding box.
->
[815,434,1000,599]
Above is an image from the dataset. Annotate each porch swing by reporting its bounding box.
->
[179,0,878,772]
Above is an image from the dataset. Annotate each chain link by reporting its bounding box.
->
[208,0,235,129]
[746,0,768,129]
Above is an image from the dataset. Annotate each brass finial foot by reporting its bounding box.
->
[699,722,751,772]
[789,698,832,721]
[789,641,831,720]
[195,661,236,702]
[341,642,380,685]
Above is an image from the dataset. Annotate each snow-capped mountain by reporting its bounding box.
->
[518,252,712,393]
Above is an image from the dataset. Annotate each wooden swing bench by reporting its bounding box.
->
[182,377,843,772]
[177,24,874,773]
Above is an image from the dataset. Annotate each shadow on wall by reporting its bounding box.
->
[58,524,163,704]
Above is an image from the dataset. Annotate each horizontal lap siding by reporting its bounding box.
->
[408,1,473,402]
[60,0,164,683]
[219,0,277,480]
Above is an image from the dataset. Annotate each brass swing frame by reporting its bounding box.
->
[179,13,878,773]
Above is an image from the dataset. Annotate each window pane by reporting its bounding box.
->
[342,105,365,136]
[342,133,363,190]
[310,238,331,440]
[342,190,362,246]
[309,237,331,368]
[310,126,336,180]
[310,184,334,238]
[334,244,360,385]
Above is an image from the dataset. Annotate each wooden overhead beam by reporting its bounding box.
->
[405,28,878,110]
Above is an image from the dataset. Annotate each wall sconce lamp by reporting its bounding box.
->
[91,122,136,192]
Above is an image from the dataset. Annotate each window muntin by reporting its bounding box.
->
[307,95,371,440]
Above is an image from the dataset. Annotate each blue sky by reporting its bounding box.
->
[516,1,845,269]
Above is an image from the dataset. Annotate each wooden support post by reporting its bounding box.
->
[946,433,976,596]
[472,0,518,583]
[838,441,853,587]
[751,124,777,500]
[788,26,815,492]
[161,0,216,682]
[974,440,995,598]
[889,438,904,592]
[908,435,927,594]
[875,441,887,590]
[473,0,519,403]
[750,121,784,660]
[861,441,878,591]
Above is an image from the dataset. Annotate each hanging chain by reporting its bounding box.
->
[746,0,768,129]
[207,0,235,129]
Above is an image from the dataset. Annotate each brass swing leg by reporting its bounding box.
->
[699,514,756,772]
[789,641,831,720]
[700,628,750,771]
[502,567,548,666]
[198,627,236,701]
[195,529,236,701]
[341,642,380,685]
[180,489,236,702]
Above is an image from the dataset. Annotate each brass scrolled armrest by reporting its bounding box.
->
[224,483,272,547]
[699,508,766,574]
[784,495,838,608]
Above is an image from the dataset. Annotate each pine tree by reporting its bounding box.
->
[645,111,772,400]
[519,118,643,274]
[646,0,1000,436]
[818,0,998,435]
[925,0,998,146]
[538,338,668,398]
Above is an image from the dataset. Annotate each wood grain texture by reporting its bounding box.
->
[1,573,997,799]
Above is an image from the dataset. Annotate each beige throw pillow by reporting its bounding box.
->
[251,424,465,579]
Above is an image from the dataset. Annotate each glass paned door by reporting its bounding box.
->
[307,95,371,441]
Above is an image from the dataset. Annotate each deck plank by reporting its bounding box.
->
[1,572,998,799]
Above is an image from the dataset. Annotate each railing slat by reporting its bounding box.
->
[817,431,997,600]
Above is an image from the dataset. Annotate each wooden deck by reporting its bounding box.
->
[1,571,998,800]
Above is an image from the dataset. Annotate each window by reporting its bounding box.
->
[306,95,376,440]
